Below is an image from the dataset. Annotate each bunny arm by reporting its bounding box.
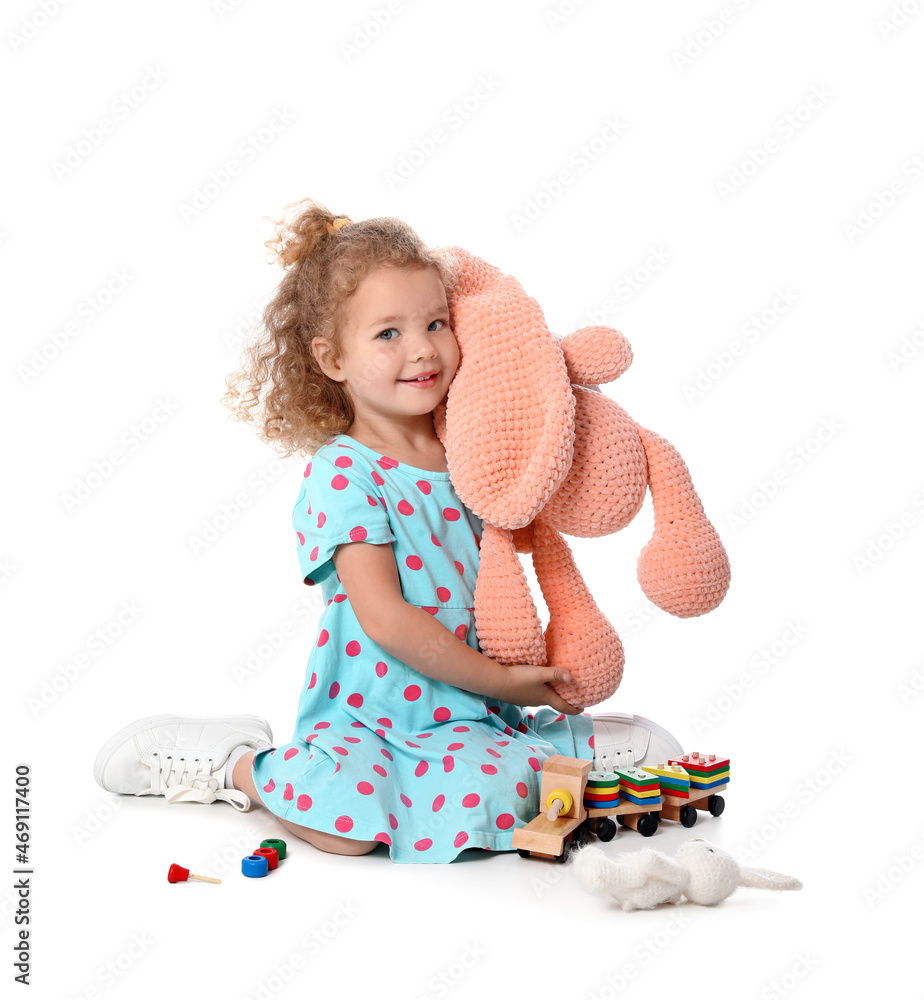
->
[558,326,633,385]
[737,867,803,891]
[634,424,731,618]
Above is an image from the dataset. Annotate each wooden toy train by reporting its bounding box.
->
[511,752,730,863]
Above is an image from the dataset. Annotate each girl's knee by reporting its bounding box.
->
[279,819,379,856]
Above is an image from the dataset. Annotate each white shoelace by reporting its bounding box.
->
[149,751,251,812]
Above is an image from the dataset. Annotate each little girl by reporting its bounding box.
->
[94,198,684,863]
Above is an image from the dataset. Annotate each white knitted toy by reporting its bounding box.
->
[572,839,802,911]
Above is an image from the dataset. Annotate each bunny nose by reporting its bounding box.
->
[692,838,704,842]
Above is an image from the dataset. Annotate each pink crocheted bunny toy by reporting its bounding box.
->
[431,248,731,708]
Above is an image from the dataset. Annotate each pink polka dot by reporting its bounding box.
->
[375,662,388,677]
[388,813,398,830]
[443,755,455,772]
[344,736,361,744]
[373,764,387,777]
[314,721,330,729]
[454,625,468,640]
[357,781,374,795]
[430,533,441,547]
[416,481,432,495]
[462,793,480,808]
[433,794,445,811]
[348,526,368,542]
[415,839,432,852]
[365,495,378,508]
[334,455,352,468]
[372,470,385,485]
[516,782,529,798]
[307,672,317,689]
[381,749,394,761]
[345,640,361,657]
[454,561,465,575]
[443,507,461,521]
[436,586,451,601]
[588,735,595,749]
[263,779,275,793]
[415,761,429,777]
[317,512,326,528]
[405,741,421,749]
[283,783,294,801]
[405,555,423,571]
[333,746,349,756]
[331,474,349,491]
[503,724,514,736]
[416,732,433,739]
[448,742,465,751]
[400,793,413,808]
[334,815,353,833]
[453,726,470,733]
[296,531,305,545]
[377,456,398,471]
[486,747,501,758]
[317,630,329,647]
[404,685,421,701]
[375,833,392,846]
[378,718,392,728]
[454,832,469,848]
[309,545,319,562]
[284,748,299,760]
[434,707,451,722]
[422,606,438,615]
[496,813,515,830]
[296,794,312,811]
[347,692,363,707]
[481,764,498,775]
[329,682,340,699]
[397,499,415,516]
[554,712,565,722]
[528,757,541,771]
[304,462,312,477]
[495,740,509,747]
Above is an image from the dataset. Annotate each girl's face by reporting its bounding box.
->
[314,265,460,431]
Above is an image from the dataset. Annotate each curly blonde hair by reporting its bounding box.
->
[222,196,460,458]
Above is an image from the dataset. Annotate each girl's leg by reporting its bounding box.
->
[233,752,380,857]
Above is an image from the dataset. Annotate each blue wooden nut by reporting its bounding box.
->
[241,854,269,878]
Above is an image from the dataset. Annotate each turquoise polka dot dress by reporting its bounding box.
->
[251,433,595,863]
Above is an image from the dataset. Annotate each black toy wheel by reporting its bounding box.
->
[680,805,698,828]
[637,814,658,838]
[617,814,628,827]
[555,840,570,863]
[596,817,617,842]
[517,848,530,858]
[708,794,726,817]
[573,821,590,846]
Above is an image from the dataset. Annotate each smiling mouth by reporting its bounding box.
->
[399,372,439,383]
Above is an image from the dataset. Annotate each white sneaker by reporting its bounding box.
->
[591,712,684,772]
[94,714,273,813]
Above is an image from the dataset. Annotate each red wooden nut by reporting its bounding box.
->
[253,847,279,870]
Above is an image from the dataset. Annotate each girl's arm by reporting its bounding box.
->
[332,541,581,714]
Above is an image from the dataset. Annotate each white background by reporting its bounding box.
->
[4,1,923,997]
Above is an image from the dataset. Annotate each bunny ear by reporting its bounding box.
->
[737,867,803,892]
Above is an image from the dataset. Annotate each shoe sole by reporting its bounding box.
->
[592,711,684,761]
[93,714,273,790]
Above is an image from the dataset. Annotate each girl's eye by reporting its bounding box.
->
[377,328,398,341]
[428,319,445,332]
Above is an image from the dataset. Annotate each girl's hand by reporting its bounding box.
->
[495,665,585,716]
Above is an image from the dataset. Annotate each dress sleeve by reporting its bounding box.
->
[292,449,397,587]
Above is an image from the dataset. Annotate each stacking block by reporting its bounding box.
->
[643,763,690,799]
[670,754,730,791]
[615,767,661,806]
